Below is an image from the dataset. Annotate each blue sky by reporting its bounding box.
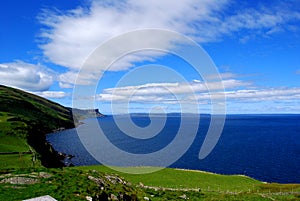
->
[1,0,300,114]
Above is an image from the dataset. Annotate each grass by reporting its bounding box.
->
[0,168,142,201]
[75,166,300,200]
[0,166,299,201]
[0,154,40,170]
[0,136,29,152]
[76,166,260,191]
[0,85,78,168]
[0,85,104,169]
[0,85,75,136]
[0,118,37,170]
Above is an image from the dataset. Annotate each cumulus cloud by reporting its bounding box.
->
[39,0,217,70]
[58,71,81,88]
[38,0,300,79]
[0,60,54,91]
[58,70,105,88]
[33,91,69,99]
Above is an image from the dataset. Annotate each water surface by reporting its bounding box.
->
[47,114,300,183]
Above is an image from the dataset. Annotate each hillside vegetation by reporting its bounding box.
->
[0,85,75,135]
[0,166,299,201]
[0,85,78,169]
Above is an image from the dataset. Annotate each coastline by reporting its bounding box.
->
[44,141,75,167]
[45,113,105,167]
[45,114,299,184]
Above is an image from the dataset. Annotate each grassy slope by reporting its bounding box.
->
[0,85,75,134]
[0,167,299,201]
[77,166,261,191]
[0,85,75,169]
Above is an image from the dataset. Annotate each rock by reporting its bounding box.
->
[28,173,39,178]
[88,175,105,187]
[38,172,52,179]
[105,175,126,185]
[179,194,188,199]
[110,194,118,200]
[144,196,150,200]
[86,196,93,201]
[72,108,104,119]
[139,182,144,187]
[22,195,57,201]
[0,177,39,185]
[0,173,12,179]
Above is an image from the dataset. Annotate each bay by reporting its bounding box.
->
[46,114,300,183]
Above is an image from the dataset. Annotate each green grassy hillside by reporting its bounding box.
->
[0,167,299,201]
[0,85,76,169]
[0,85,75,135]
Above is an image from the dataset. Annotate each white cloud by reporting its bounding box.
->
[58,70,104,88]
[95,78,300,106]
[39,0,214,70]
[39,0,193,69]
[0,60,54,91]
[38,0,300,76]
[206,72,237,80]
[33,91,69,99]
[96,78,249,103]
[189,88,300,104]
[58,71,80,88]
[224,88,300,102]
[100,80,226,96]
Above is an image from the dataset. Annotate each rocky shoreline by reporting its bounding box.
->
[44,141,75,167]
[44,109,105,167]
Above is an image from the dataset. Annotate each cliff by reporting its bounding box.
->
[71,108,104,121]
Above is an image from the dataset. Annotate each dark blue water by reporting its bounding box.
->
[46,114,300,183]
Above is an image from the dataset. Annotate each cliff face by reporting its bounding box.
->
[71,108,104,121]
[82,109,104,117]
[93,109,104,117]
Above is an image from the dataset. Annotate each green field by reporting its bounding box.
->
[0,85,105,169]
[0,166,299,201]
[0,85,77,168]
[77,166,260,192]
[0,136,28,152]
[0,115,36,169]
[0,112,40,170]
[0,155,40,170]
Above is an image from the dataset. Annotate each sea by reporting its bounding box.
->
[46,114,300,183]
